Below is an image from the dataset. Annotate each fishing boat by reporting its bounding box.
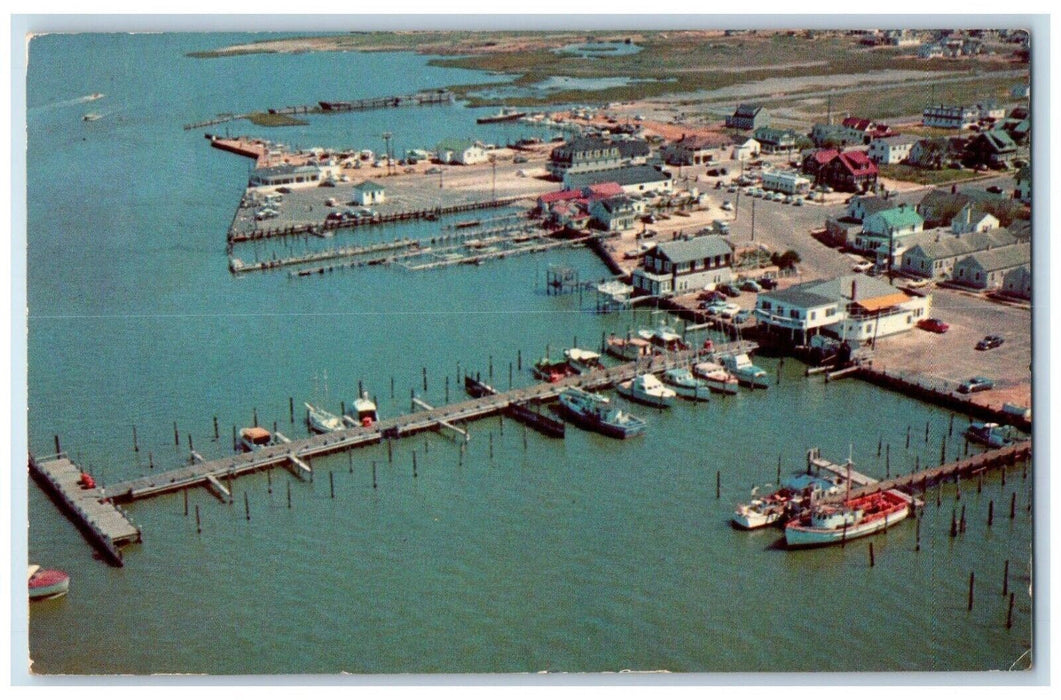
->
[304,402,345,433]
[692,361,739,395]
[476,107,527,124]
[318,101,352,111]
[556,387,647,439]
[238,426,273,452]
[344,392,379,427]
[661,367,711,401]
[616,373,677,408]
[563,348,606,374]
[719,353,770,389]
[964,421,1012,448]
[533,356,577,383]
[732,473,841,529]
[637,325,690,352]
[784,490,910,548]
[81,112,101,122]
[605,334,652,361]
[28,565,70,601]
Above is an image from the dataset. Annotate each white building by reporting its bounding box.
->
[950,203,1000,234]
[351,181,385,206]
[248,163,322,189]
[563,165,674,196]
[761,170,811,194]
[867,134,919,164]
[436,139,488,165]
[632,236,734,297]
[953,245,1031,290]
[732,138,761,161]
[755,273,931,346]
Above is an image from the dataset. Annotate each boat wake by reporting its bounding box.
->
[31,93,104,112]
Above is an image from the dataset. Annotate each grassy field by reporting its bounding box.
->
[246,112,309,127]
[878,163,986,186]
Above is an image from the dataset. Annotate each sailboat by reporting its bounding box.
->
[305,371,345,433]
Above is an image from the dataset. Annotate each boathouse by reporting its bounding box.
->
[248,163,322,189]
[352,181,386,206]
[631,236,734,297]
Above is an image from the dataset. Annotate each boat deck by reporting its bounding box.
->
[104,341,756,504]
[29,453,142,566]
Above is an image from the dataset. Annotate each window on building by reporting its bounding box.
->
[810,311,816,320]
[761,301,772,311]
[826,308,836,317]
[790,309,800,319]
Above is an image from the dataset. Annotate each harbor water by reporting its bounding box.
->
[25,33,1033,675]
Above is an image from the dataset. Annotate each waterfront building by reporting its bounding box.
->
[754,273,930,346]
[867,134,919,164]
[589,195,640,232]
[547,136,650,179]
[351,180,385,206]
[631,236,734,297]
[725,103,770,131]
[898,228,1019,278]
[248,163,322,189]
[731,138,762,162]
[952,244,1031,290]
[753,127,799,154]
[562,164,674,196]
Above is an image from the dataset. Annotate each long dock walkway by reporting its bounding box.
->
[105,342,756,504]
[29,453,142,566]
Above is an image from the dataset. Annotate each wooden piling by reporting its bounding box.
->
[940,435,946,466]
[413,450,418,478]
[183,488,188,516]
[1002,559,1009,596]
[387,439,393,463]
[925,420,930,443]
[959,504,966,533]
[267,468,272,493]
[885,444,890,477]
[372,461,377,489]
[149,451,154,469]
[987,500,993,526]
[1006,592,1015,629]
[905,426,910,449]
[174,421,180,446]
[286,480,291,509]
[517,350,522,371]
[915,515,921,552]
[508,362,513,390]
[253,408,258,427]
[195,505,201,534]
[54,435,61,454]
[868,542,875,567]
[716,470,721,499]
[489,355,493,380]
[390,376,395,398]
[950,510,958,537]
[445,376,450,403]
[133,425,139,452]
[967,571,975,611]
[288,397,294,423]
[1001,465,1007,488]
[977,474,982,493]
[329,471,335,498]
[422,367,427,392]
[777,454,781,483]
[1009,492,1016,519]
[877,437,882,457]
[214,416,220,439]
[949,413,954,437]
[244,492,250,520]
[489,432,494,460]
[188,433,194,452]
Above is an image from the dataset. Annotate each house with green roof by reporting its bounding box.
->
[853,204,924,262]
[436,139,488,165]
[352,180,385,206]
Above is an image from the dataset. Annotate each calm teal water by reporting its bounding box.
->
[25,33,1033,676]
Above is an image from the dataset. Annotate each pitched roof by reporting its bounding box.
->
[903,228,1018,260]
[763,273,902,308]
[355,180,385,192]
[564,165,672,189]
[650,236,733,264]
[594,195,637,214]
[734,103,763,117]
[866,205,924,230]
[959,245,1031,272]
[842,116,875,131]
[835,150,878,176]
[584,182,625,198]
[849,196,897,217]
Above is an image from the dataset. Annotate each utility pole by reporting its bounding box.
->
[751,197,756,242]
[382,131,393,176]
[490,155,497,200]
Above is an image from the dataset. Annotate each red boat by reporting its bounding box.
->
[784,490,910,548]
[29,565,70,601]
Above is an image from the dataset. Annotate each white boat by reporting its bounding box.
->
[784,490,910,548]
[605,334,653,360]
[563,347,605,374]
[345,391,379,427]
[720,353,770,389]
[732,473,841,529]
[616,373,677,408]
[661,367,711,401]
[692,361,739,395]
[637,325,690,352]
[964,422,1012,448]
[82,112,101,122]
[556,387,647,439]
[29,565,70,601]
[239,426,273,452]
[305,402,345,433]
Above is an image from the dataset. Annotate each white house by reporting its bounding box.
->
[632,236,734,297]
[436,139,488,165]
[351,180,385,206]
[854,204,925,263]
[867,134,919,164]
[755,273,931,346]
[248,163,322,189]
[950,203,1000,234]
[732,138,761,162]
[563,165,674,196]
[589,196,639,232]
[898,228,1018,279]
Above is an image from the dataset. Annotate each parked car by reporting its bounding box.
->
[986,185,1004,194]
[720,302,741,319]
[739,279,762,293]
[719,283,742,298]
[513,155,528,164]
[852,260,874,273]
[958,376,995,393]
[792,197,804,206]
[757,276,778,290]
[734,309,752,324]
[699,290,727,303]
[425,166,443,174]
[976,335,1004,350]
[704,302,728,316]
[917,318,950,334]
[721,201,734,211]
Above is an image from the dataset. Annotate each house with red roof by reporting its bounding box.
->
[803,149,878,193]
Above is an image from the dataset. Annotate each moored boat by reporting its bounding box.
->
[239,426,273,452]
[605,334,652,361]
[964,421,1012,448]
[345,392,379,427]
[477,107,527,124]
[616,373,677,408]
[637,325,690,352]
[563,347,606,374]
[661,367,711,401]
[304,402,345,433]
[556,387,647,439]
[692,361,739,395]
[732,473,841,529]
[533,356,578,383]
[29,565,70,601]
[784,490,910,548]
[719,353,770,389]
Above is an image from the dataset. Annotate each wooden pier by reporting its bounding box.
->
[104,342,755,504]
[29,453,143,567]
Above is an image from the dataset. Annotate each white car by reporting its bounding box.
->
[852,261,874,273]
[720,302,741,319]
[721,201,734,211]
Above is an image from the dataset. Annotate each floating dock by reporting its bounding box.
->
[29,453,142,567]
[102,342,756,505]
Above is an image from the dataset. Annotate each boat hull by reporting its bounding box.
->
[616,382,676,408]
[29,570,70,601]
[785,503,910,548]
[556,398,645,439]
[667,382,711,401]
[732,508,783,530]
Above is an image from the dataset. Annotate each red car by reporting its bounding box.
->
[917,318,950,333]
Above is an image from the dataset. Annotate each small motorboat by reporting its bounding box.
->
[556,387,647,439]
[345,392,379,427]
[661,367,711,401]
[692,361,739,395]
[964,422,1012,448]
[616,373,677,408]
[29,565,70,601]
